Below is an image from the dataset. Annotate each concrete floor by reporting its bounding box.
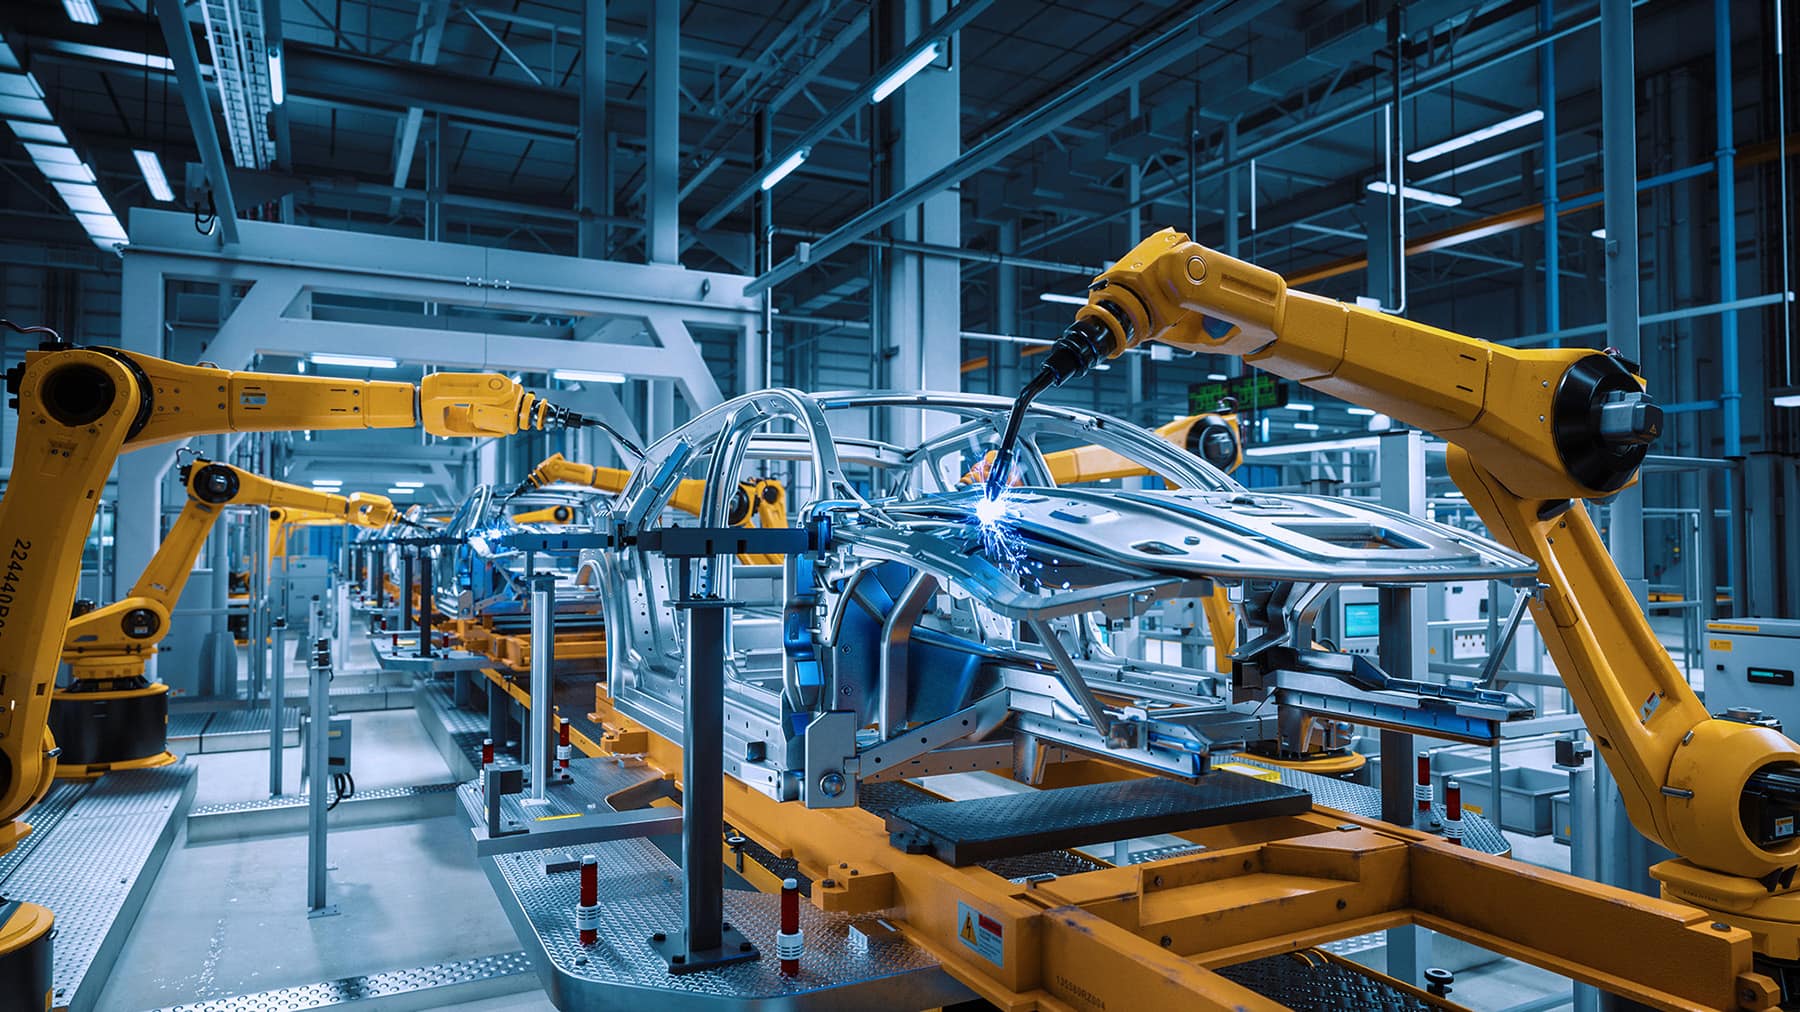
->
[93,705,545,1011]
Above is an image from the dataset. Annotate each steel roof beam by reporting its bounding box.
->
[742,0,1278,296]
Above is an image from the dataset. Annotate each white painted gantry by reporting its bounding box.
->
[113,207,758,590]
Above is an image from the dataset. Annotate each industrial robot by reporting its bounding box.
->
[986,227,1800,998]
[0,331,594,1009]
[49,458,398,779]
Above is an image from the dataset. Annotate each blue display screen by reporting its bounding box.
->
[1343,602,1380,640]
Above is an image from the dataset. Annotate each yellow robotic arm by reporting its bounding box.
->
[0,342,581,849]
[521,453,789,561]
[63,460,391,680]
[1031,227,1800,959]
[1041,410,1243,483]
[52,462,395,778]
[271,495,395,561]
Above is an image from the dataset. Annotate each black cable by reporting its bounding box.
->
[326,773,344,811]
[0,319,60,341]
[576,416,645,461]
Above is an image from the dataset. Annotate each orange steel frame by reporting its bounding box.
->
[445,670,1782,1011]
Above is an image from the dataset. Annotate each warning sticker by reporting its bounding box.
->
[956,901,1004,967]
[1710,639,1734,652]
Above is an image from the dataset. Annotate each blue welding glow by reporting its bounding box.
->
[970,491,1042,586]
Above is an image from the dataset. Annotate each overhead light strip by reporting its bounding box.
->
[310,353,399,369]
[133,149,175,202]
[552,368,628,384]
[0,41,128,249]
[1407,110,1545,163]
[759,147,810,192]
[870,41,939,103]
[1365,180,1463,207]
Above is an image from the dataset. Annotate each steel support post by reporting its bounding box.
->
[651,560,757,972]
[417,552,435,659]
[578,0,609,258]
[875,0,962,445]
[269,616,287,797]
[1563,759,1599,1012]
[527,574,556,803]
[646,0,679,264]
[488,676,513,759]
[1540,0,1561,343]
[153,0,239,244]
[1377,429,1429,985]
[306,599,337,917]
[401,550,416,634]
[1598,0,1658,911]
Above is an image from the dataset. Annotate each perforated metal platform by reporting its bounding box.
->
[1233,757,1510,855]
[0,764,196,1012]
[885,775,1312,866]
[144,950,537,1011]
[1216,951,1435,1011]
[186,783,460,842]
[456,759,971,1011]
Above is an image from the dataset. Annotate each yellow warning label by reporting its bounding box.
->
[1710,639,1734,652]
[1708,623,1761,632]
[1464,803,1484,816]
[956,901,1004,967]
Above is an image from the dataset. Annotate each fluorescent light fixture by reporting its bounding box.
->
[870,41,939,104]
[385,487,415,496]
[268,48,284,105]
[1293,422,1321,431]
[132,149,174,202]
[37,160,96,183]
[310,479,343,487]
[394,480,426,488]
[1345,407,1377,416]
[1039,292,1088,306]
[41,42,176,72]
[310,352,399,369]
[24,143,79,165]
[759,147,810,192]
[1774,394,1800,408]
[1407,110,1545,163]
[1281,403,1315,411]
[52,180,111,214]
[0,95,53,121]
[1244,435,1381,457]
[61,0,100,25]
[1591,228,1607,239]
[8,121,66,144]
[1365,180,1463,207]
[1206,373,1229,381]
[74,211,126,246]
[552,368,627,384]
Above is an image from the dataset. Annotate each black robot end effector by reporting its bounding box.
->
[984,316,1119,500]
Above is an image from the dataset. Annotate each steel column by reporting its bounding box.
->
[579,0,609,258]
[646,0,679,264]
[269,617,286,796]
[1599,0,1656,909]
[876,0,962,445]
[527,574,556,802]
[1540,0,1561,342]
[1378,430,1429,987]
[417,552,435,659]
[305,599,337,917]
[153,0,239,244]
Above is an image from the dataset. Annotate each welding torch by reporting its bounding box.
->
[983,315,1120,500]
